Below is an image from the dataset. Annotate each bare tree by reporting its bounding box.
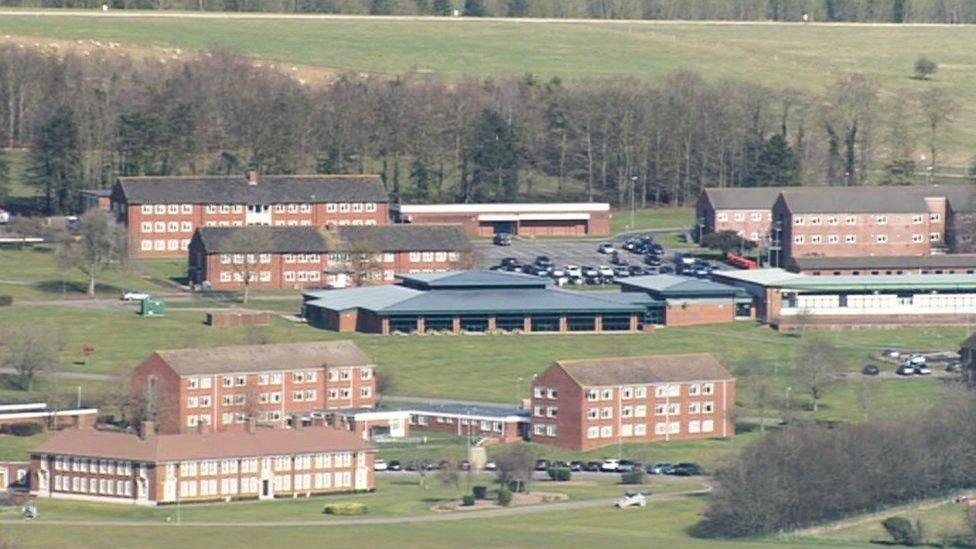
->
[918,87,959,172]
[791,336,841,414]
[1,326,60,391]
[493,443,538,492]
[375,371,397,399]
[437,459,461,491]
[56,209,127,297]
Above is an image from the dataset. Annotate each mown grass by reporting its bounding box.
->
[611,207,694,235]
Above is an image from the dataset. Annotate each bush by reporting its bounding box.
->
[0,296,11,307]
[547,467,571,481]
[461,494,476,506]
[621,470,645,485]
[507,479,526,493]
[1,423,43,437]
[882,516,923,546]
[322,502,367,515]
[472,485,488,499]
[497,488,513,507]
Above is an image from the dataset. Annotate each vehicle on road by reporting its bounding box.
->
[122,290,151,301]
[493,233,512,246]
[600,459,620,472]
[387,460,402,471]
[614,492,647,508]
[648,462,672,475]
[374,459,388,471]
[598,242,615,254]
[883,348,901,359]
[670,463,702,476]
[896,363,916,376]
[861,364,880,376]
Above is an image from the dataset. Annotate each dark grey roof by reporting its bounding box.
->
[377,288,646,315]
[398,270,550,290]
[80,189,112,197]
[777,186,971,214]
[193,226,330,253]
[792,255,976,271]
[556,353,733,386]
[112,174,388,205]
[619,275,747,298]
[401,402,530,420]
[336,225,471,252]
[702,187,791,210]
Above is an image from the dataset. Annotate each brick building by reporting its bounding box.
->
[696,187,789,243]
[130,341,377,434]
[397,203,612,237]
[110,172,389,258]
[617,275,753,326]
[79,189,112,212]
[790,255,976,276]
[320,403,530,444]
[530,354,735,451]
[30,424,374,505]
[188,224,472,291]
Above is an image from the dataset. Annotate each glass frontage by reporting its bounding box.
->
[388,315,419,333]
[424,315,454,332]
[566,314,596,332]
[601,313,633,331]
[645,307,665,326]
[529,314,560,332]
[495,315,525,331]
[460,315,489,332]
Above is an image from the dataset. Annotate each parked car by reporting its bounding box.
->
[896,363,915,376]
[883,348,901,359]
[404,460,418,471]
[569,461,586,472]
[535,459,551,471]
[610,251,624,265]
[552,460,569,469]
[122,290,151,301]
[598,265,615,277]
[598,242,615,254]
[613,266,631,278]
[600,459,620,472]
[581,265,599,277]
[614,492,647,508]
[946,361,963,373]
[616,460,637,472]
[484,461,497,471]
[566,275,584,286]
[387,460,402,471]
[627,265,647,276]
[908,354,927,366]
[493,233,512,246]
[0,207,9,225]
[648,462,672,475]
[670,462,702,476]
[585,461,602,472]
[535,255,552,268]
[500,257,519,268]
[658,265,674,274]
[373,459,388,471]
[565,265,583,278]
[583,275,605,285]
[644,255,662,266]
[861,364,880,376]
[914,364,932,375]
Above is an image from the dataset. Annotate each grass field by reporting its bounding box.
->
[802,499,974,546]
[1,13,974,161]
[611,207,693,234]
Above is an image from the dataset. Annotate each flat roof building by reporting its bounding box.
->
[398,202,611,237]
[619,275,753,326]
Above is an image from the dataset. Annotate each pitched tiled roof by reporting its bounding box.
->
[194,226,332,253]
[33,427,370,462]
[778,185,976,214]
[555,353,733,387]
[702,187,791,210]
[153,341,373,376]
[112,174,388,205]
[336,225,470,252]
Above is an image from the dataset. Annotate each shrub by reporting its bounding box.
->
[882,516,923,546]
[497,488,513,507]
[472,485,488,499]
[621,470,645,485]
[322,502,367,515]
[507,479,525,493]
[0,296,12,307]
[461,494,476,506]
[1,423,43,437]
[547,467,571,481]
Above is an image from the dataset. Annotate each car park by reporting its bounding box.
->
[670,463,702,476]
[387,460,402,471]
[861,364,880,376]
[598,242,615,254]
[565,265,583,278]
[493,233,512,246]
[122,290,151,301]
[374,459,388,471]
[598,265,615,277]
[569,461,585,472]
[614,492,647,508]
[648,462,672,475]
[914,364,932,375]
[535,459,551,471]
[600,459,620,472]
[896,363,915,376]
[616,460,637,472]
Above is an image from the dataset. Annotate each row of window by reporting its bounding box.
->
[186,369,372,390]
[716,211,768,222]
[172,453,354,478]
[191,203,378,215]
[411,416,504,433]
[793,233,940,245]
[578,402,716,420]
[141,221,193,233]
[794,213,939,226]
[53,457,133,475]
[54,475,133,497]
[581,419,716,439]
[408,251,461,263]
[140,204,194,215]
[581,383,715,402]
[219,253,274,265]
[140,239,190,252]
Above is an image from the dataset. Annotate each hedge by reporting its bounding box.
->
[620,470,645,485]
[472,485,488,499]
[497,488,513,507]
[0,423,43,437]
[547,467,571,481]
[461,494,476,506]
[323,502,367,515]
[0,295,12,306]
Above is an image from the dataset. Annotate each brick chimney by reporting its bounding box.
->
[247,170,259,185]
[139,420,155,440]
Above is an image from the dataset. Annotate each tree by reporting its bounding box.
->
[375,370,397,397]
[506,0,529,16]
[791,336,841,414]
[117,109,165,176]
[408,159,437,201]
[462,109,520,202]
[918,87,959,171]
[431,0,452,15]
[700,230,757,255]
[493,443,537,492]
[747,134,799,187]
[880,158,916,185]
[463,0,484,16]
[437,459,461,491]
[220,228,276,304]
[27,105,81,214]
[913,57,937,80]
[56,209,128,297]
[1,326,60,391]
[882,516,924,546]
[0,148,9,205]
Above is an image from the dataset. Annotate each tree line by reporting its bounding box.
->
[7,0,976,24]
[0,44,959,214]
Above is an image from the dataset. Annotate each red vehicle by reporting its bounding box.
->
[727,253,758,270]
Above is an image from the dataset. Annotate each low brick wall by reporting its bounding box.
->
[206,310,270,328]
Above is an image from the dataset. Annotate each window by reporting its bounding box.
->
[702,383,714,395]
[827,234,839,244]
[621,387,633,399]
[434,251,447,262]
[827,216,838,225]
[339,203,350,213]
[845,215,856,225]
[688,420,701,434]
[533,424,545,436]
[600,425,613,438]
[547,406,558,418]
[187,396,198,408]
[931,232,941,242]
[793,235,804,245]
[702,420,715,433]
[154,204,166,214]
[845,234,856,244]
[733,212,744,221]
[931,213,941,222]
[703,402,715,413]
[793,216,804,225]
[600,407,613,419]
[809,216,821,225]
[913,234,924,243]
[621,406,633,418]
[635,387,647,398]
[409,252,420,262]
[154,221,166,233]
[716,212,728,222]
[586,426,600,439]
[876,234,888,243]
[750,212,762,221]
[810,235,822,244]
[141,240,152,251]
[422,251,434,262]
[547,388,558,399]
[168,222,179,232]
[305,390,317,401]
[141,222,153,233]
[587,408,598,419]
[688,402,700,414]
[181,204,193,214]
[352,203,364,212]
[635,405,647,418]
[141,205,153,214]
[586,389,598,401]
[219,205,230,214]
[365,202,376,212]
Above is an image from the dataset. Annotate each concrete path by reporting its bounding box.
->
[0,367,120,382]
[0,488,709,528]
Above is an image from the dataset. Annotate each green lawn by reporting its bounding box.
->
[1,14,975,161]
[611,207,693,235]
[803,500,972,546]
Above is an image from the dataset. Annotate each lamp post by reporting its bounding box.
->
[697,217,705,244]
[630,176,638,231]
